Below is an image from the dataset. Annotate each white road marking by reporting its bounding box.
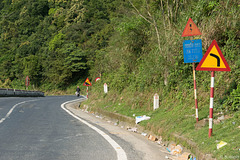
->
[61,98,128,160]
[0,100,37,124]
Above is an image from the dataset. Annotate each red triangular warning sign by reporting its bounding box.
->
[83,78,92,86]
[182,18,202,37]
[196,40,231,71]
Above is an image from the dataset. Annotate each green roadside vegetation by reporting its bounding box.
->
[82,77,240,159]
[0,0,239,159]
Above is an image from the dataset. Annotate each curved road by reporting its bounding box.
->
[0,96,168,160]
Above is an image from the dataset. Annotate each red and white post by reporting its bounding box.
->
[193,63,199,122]
[87,86,89,99]
[104,83,108,94]
[209,71,215,138]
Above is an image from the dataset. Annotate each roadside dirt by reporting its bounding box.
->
[67,100,216,160]
[66,101,178,160]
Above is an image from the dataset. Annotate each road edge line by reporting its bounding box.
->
[0,99,37,124]
[61,98,128,160]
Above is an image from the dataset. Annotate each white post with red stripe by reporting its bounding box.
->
[87,86,89,99]
[104,83,108,93]
[209,71,214,138]
[193,63,199,122]
[153,93,159,110]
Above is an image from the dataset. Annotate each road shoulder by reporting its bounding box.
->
[66,101,171,160]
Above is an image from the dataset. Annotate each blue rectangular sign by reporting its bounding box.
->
[183,39,203,63]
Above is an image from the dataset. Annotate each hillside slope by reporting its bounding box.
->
[0,0,239,159]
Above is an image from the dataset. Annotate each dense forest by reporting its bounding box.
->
[0,0,239,108]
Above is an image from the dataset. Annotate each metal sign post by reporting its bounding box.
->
[182,18,202,123]
[183,38,202,122]
[87,86,89,99]
[209,71,214,137]
[83,78,92,99]
[196,40,231,138]
[192,63,199,122]
[25,76,30,90]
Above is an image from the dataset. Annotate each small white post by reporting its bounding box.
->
[104,83,108,93]
[153,93,159,110]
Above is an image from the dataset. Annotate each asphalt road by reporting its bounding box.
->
[0,96,168,160]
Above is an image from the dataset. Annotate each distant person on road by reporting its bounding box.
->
[76,86,80,97]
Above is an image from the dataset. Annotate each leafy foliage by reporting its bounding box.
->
[1,0,240,158]
[223,84,240,111]
[0,0,239,105]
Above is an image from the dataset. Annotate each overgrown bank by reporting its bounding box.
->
[82,80,239,159]
[80,1,240,158]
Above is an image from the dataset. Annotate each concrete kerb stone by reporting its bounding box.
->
[67,100,216,160]
[0,88,44,97]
